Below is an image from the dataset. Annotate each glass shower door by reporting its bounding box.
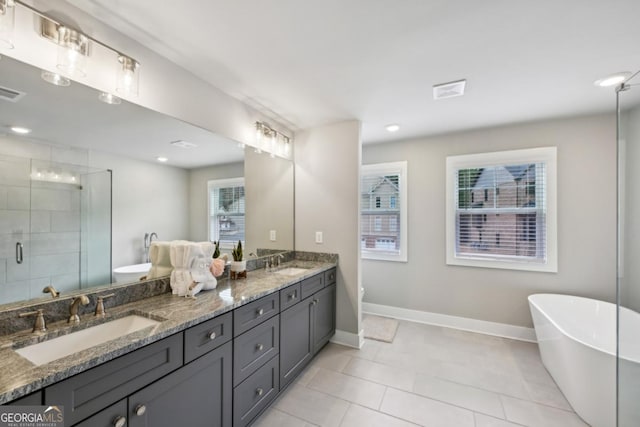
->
[617,71,640,427]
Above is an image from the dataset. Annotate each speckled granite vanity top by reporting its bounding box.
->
[0,259,336,404]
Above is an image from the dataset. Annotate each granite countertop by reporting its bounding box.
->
[0,260,336,404]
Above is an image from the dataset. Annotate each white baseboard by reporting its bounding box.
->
[330,328,365,349]
[362,302,536,343]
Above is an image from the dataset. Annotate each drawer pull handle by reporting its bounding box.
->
[257,308,264,316]
[113,416,127,427]
[312,299,318,306]
[288,293,296,300]
[256,343,264,351]
[256,387,264,397]
[135,405,147,416]
[208,331,217,340]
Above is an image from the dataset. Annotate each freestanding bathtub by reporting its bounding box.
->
[113,262,152,284]
[529,294,640,427]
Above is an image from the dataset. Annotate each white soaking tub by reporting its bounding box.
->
[528,293,640,427]
[113,262,151,284]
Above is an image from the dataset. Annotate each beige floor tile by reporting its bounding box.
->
[412,373,505,418]
[307,367,387,409]
[294,365,320,387]
[309,348,352,372]
[253,408,318,427]
[501,395,589,427]
[274,384,350,427]
[522,379,572,410]
[339,404,420,427]
[342,357,415,391]
[380,387,475,427]
[474,413,526,427]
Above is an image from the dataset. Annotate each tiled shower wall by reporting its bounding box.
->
[0,136,89,303]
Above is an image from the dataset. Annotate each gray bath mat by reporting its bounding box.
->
[363,314,399,343]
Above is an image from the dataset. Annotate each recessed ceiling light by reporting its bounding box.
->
[433,79,467,100]
[10,126,31,134]
[40,70,71,87]
[594,72,632,87]
[156,156,168,163]
[385,124,400,132]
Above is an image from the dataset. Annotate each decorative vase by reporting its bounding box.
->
[230,260,247,279]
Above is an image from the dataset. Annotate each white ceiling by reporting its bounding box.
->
[68,0,640,144]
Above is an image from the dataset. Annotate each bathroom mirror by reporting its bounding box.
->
[0,55,294,306]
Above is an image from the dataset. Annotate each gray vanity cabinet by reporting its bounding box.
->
[312,284,336,354]
[129,341,232,427]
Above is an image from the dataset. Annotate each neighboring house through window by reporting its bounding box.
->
[446,147,557,272]
[361,161,408,262]
[208,177,245,248]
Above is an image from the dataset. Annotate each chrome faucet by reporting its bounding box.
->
[143,232,158,262]
[69,295,90,323]
[42,285,60,298]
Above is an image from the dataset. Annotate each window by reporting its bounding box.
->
[208,177,245,248]
[446,147,557,272]
[361,161,408,262]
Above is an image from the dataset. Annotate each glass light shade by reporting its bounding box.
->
[56,26,89,77]
[116,55,140,96]
[98,92,121,105]
[0,0,15,49]
[41,70,71,87]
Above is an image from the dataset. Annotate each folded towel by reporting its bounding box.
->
[170,240,192,296]
[147,241,173,280]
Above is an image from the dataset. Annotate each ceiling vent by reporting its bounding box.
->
[433,79,466,100]
[0,85,26,103]
[170,140,198,149]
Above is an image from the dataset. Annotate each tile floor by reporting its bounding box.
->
[253,319,589,427]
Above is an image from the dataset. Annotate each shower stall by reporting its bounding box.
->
[0,155,111,304]
[617,71,640,426]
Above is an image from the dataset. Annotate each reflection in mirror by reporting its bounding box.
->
[0,55,294,307]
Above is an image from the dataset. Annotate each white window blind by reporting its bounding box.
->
[208,178,245,248]
[446,148,557,272]
[361,161,408,262]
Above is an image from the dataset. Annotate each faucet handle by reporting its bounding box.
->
[95,293,115,317]
[19,309,47,333]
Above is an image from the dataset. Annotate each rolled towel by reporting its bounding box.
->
[189,244,217,291]
[147,241,173,280]
[170,240,192,296]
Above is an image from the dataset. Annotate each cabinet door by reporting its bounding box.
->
[128,341,232,427]
[279,296,313,388]
[312,284,336,354]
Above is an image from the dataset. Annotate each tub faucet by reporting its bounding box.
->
[42,285,60,298]
[69,295,90,323]
[143,232,158,262]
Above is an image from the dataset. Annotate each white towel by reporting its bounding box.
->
[147,241,173,280]
[170,241,217,297]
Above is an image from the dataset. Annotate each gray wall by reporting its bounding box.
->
[362,114,617,327]
[188,162,244,242]
[245,150,294,255]
[295,121,362,340]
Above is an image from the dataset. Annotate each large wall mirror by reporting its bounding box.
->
[0,55,294,306]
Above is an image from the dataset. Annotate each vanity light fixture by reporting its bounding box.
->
[254,121,293,159]
[41,18,90,77]
[41,70,71,87]
[594,72,632,87]
[385,124,400,132]
[10,125,30,134]
[98,92,121,105]
[116,55,140,97]
[0,0,15,49]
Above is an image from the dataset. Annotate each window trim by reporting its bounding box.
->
[207,177,245,250]
[361,161,408,262]
[445,147,557,272]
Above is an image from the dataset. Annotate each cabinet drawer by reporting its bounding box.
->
[233,293,279,336]
[234,314,279,386]
[74,399,127,427]
[324,268,337,286]
[45,333,183,426]
[280,283,301,311]
[300,273,325,300]
[184,311,232,363]
[233,355,279,427]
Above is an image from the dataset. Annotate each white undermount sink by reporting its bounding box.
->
[15,315,161,366]
[275,267,309,276]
